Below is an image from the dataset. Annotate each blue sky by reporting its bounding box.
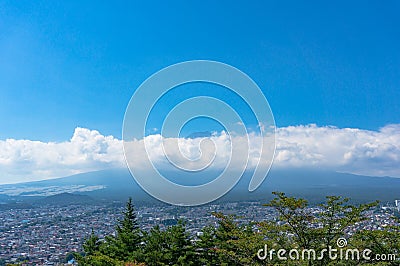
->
[1,1,399,142]
[0,1,400,185]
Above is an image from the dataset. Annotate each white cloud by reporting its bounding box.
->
[274,124,400,177]
[0,127,125,184]
[0,124,399,184]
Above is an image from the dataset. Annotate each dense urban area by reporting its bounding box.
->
[1,199,399,265]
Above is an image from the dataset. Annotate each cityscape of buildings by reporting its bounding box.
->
[0,200,399,265]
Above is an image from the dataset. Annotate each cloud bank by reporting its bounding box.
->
[0,128,124,184]
[0,124,399,184]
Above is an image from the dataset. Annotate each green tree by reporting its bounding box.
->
[82,229,101,256]
[166,220,197,265]
[75,230,102,265]
[351,215,400,265]
[196,225,219,265]
[103,197,143,261]
[74,253,123,266]
[76,193,399,266]
[141,225,169,265]
[264,192,315,251]
[263,192,378,266]
[142,221,197,265]
[197,212,266,266]
[314,196,377,266]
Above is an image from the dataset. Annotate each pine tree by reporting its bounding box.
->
[197,225,218,265]
[141,225,169,265]
[83,229,101,256]
[142,221,198,265]
[166,220,197,265]
[104,197,142,261]
[77,193,400,265]
[210,213,265,265]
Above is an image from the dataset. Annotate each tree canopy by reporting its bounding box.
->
[75,193,399,266]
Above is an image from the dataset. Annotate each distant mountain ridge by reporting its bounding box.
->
[0,168,399,205]
[37,192,96,206]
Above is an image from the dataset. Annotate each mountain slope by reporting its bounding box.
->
[36,192,96,206]
[1,168,399,204]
